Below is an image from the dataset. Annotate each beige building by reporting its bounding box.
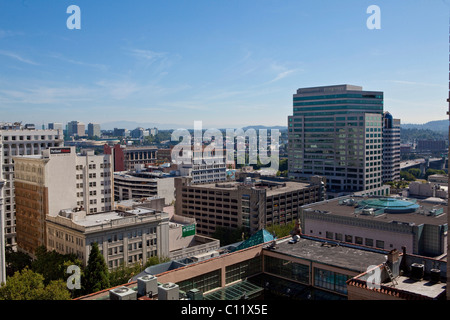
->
[0,122,63,251]
[46,206,170,268]
[14,146,114,256]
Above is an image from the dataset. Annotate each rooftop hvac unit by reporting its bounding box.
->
[109,286,137,300]
[158,282,179,300]
[410,263,424,281]
[187,289,203,300]
[430,269,441,283]
[137,275,158,297]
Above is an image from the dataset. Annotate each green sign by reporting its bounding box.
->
[182,224,196,237]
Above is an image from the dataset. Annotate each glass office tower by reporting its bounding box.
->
[288,84,387,196]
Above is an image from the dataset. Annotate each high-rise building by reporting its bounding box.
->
[0,123,63,283]
[287,84,388,197]
[382,112,401,182]
[14,146,114,257]
[48,123,63,131]
[87,123,101,138]
[68,121,86,137]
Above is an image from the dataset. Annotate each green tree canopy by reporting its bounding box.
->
[0,268,70,300]
[31,245,82,285]
[400,170,416,181]
[5,246,32,278]
[266,221,296,238]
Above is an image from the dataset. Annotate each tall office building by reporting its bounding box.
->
[0,123,63,283]
[87,123,101,138]
[382,112,401,182]
[68,121,86,137]
[287,84,388,197]
[14,146,114,257]
[48,123,63,131]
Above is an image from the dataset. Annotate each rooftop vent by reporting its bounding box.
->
[109,286,137,300]
[137,275,158,297]
[158,283,179,300]
[410,263,424,281]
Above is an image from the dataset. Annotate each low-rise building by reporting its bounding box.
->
[299,195,448,258]
[46,206,170,269]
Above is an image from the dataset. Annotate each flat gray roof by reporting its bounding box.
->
[302,196,448,226]
[266,237,388,274]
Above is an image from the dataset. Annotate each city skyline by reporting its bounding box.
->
[0,0,448,129]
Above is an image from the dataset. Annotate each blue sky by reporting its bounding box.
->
[0,0,448,129]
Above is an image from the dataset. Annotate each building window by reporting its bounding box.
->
[314,267,349,295]
[225,256,262,284]
[264,256,309,284]
[376,240,384,249]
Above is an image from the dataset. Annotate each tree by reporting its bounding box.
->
[400,170,416,181]
[109,262,141,287]
[31,245,82,285]
[0,268,70,300]
[266,221,296,238]
[5,246,32,278]
[407,168,421,179]
[82,242,110,295]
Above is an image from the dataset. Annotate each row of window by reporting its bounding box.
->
[323,231,388,249]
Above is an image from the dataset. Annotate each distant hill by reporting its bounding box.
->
[402,119,449,132]
[100,121,288,131]
[100,121,182,130]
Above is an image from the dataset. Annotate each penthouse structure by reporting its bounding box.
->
[288,84,388,197]
[13,146,113,256]
[175,176,324,236]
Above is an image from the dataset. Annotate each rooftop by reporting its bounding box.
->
[266,236,388,274]
[189,178,313,196]
[302,195,448,227]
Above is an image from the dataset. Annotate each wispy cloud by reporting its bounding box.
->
[0,29,23,39]
[0,85,95,105]
[125,48,180,71]
[48,53,108,71]
[0,50,39,65]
